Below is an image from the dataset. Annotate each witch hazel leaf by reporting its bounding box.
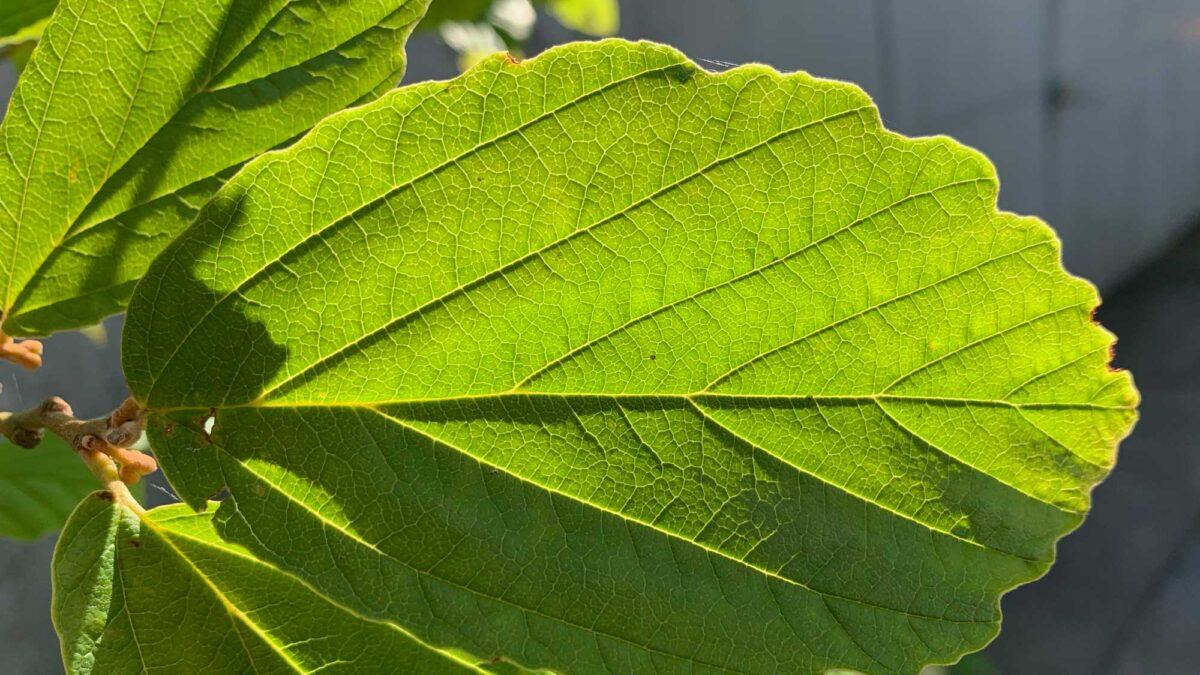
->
[52,493,487,675]
[125,40,1138,674]
[0,0,430,338]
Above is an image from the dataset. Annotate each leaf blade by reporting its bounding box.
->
[52,493,487,675]
[126,40,1138,673]
[0,0,430,337]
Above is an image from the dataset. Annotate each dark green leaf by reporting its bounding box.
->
[0,436,97,540]
[0,0,55,49]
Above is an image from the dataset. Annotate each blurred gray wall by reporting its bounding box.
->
[4,1,1200,673]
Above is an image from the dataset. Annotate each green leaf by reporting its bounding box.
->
[0,432,145,541]
[420,0,494,28]
[52,493,487,674]
[0,0,430,338]
[544,0,618,36]
[124,40,1138,673]
[0,0,55,49]
[0,435,96,540]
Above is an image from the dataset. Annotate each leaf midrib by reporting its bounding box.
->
[234,391,1130,412]
[160,390,1126,482]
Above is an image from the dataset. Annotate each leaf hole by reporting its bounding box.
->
[200,409,217,441]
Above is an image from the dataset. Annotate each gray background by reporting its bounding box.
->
[3,1,1199,672]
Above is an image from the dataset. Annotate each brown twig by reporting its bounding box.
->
[0,396,156,503]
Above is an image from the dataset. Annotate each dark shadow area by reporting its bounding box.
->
[73,1,281,226]
[124,189,288,411]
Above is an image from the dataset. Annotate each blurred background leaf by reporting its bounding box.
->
[0,0,53,73]
[0,0,53,47]
[425,0,618,70]
[0,436,96,541]
[544,0,618,36]
[0,434,143,541]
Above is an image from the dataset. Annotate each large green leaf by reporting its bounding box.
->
[53,493,486,674]
[124,40,1138,673]
[0,436,97,540]
[0,0,429,338]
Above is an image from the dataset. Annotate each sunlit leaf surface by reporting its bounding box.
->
[125,40,1138,673]
[0,0,429,336]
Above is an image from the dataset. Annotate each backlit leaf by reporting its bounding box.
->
[52,494,486,674]
[0,0,429,337]
[125,40,1138,673]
